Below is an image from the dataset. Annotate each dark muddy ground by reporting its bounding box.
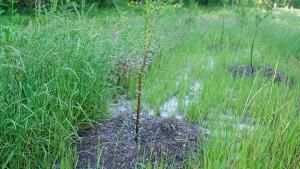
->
[207,44,240,51]
[207,44,224,51]
[76,113,206,169]
[229,65,293,86]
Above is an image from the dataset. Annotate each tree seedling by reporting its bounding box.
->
[249,1,273,75]
[135,0,159,142]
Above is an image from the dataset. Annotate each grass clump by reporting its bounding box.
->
[0,15,116,168]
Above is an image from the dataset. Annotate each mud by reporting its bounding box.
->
[229,65,293,86]
[207,44,223,51]
[76,114,206,169]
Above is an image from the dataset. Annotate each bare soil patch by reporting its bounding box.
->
[207,44,223,51]
[207,44,240,52]
[76,113,206,169]
[229,65,293,86]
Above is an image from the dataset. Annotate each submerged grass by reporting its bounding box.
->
[0,4,300,169]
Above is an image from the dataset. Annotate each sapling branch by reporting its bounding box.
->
[220,16,225,46]
[135,0,156,142]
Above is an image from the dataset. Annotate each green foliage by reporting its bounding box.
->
[0,16,118,168]
[0,5,200,168]
[142,11,299,168]
[234,4,249,26]
[0,0,121,14]
[272,0,300,7]
[0,3,300,169]
[0,0,4,14]
[291,0,300,7]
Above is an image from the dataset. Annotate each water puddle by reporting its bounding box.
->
[208,57,216,69]
[204,112,255,139]
[158,80,203,120]
[184,96,190,106]
[160,96,178,116]
[191,80,202,95]
[159,96,184,120]
[109,96,185,120]
[109,96,155,117]
[109,96,132,117]
[183,80,202,106]
[109,79,253,137]
[204,56,216,70]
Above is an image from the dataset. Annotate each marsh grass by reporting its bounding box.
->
[0,5,205,168]
[141,10,300,167]
[0,14,117,168]
[0,4,299,169]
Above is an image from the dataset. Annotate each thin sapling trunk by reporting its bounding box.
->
[135,44,150,141]
[219,16,225,46]
[250,27,259,75]
[135,1,157,142]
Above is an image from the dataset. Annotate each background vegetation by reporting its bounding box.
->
[1,0,300,14]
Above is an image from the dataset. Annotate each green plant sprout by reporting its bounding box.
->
[250,0,273,74]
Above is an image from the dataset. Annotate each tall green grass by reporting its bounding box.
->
[141,8,300,169]
[0,4,299,169]
[0,15,117,168]
[0,5,205,168]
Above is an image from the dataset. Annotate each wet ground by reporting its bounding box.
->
[73,61,293,169]
[75,76,208,169]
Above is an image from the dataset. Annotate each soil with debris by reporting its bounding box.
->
[207,44,223,51]
[76,114,205,169]
[229,65,293,86]
[207,44,239,51]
